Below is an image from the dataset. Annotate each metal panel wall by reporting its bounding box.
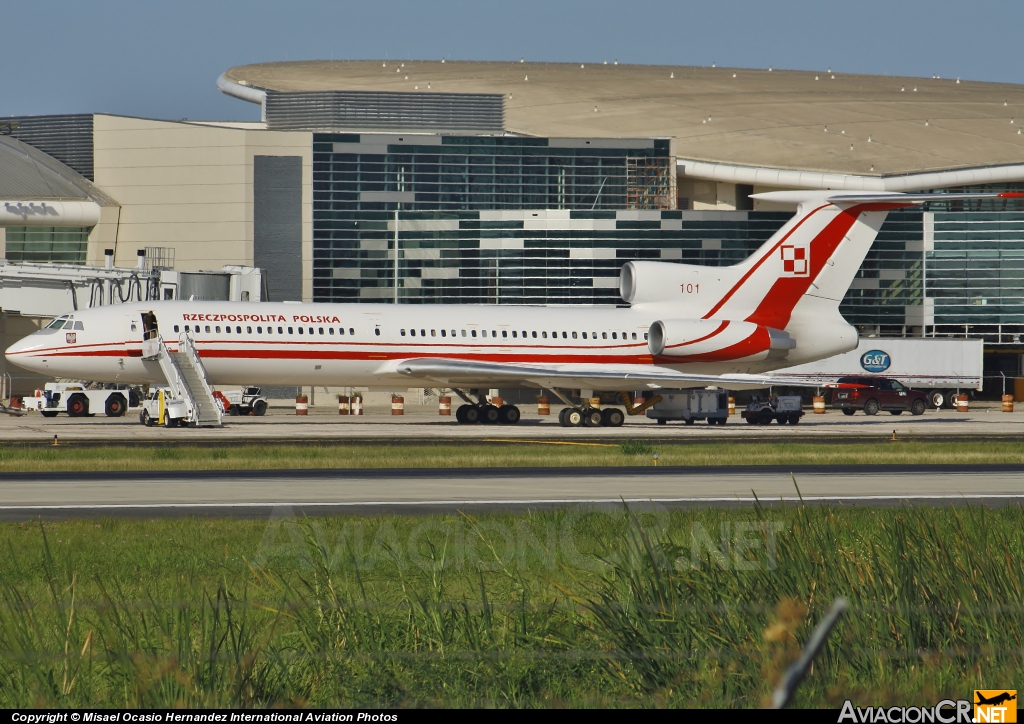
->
[253,156,303,302]
[266,91,504,132]
[0,114,94,180]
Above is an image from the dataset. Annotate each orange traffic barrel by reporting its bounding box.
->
[588,396,601,409]
[391,395,404,415]
[1002,394,1014,413]
[338,395,349,415]
[955,394,969,412]
[351,396,363,415]
[491,396,504,408]
[438,396,452,415]
[812,395,826,414]
[537,396,550,415]
[728,396,736,415]
[295,395,309,415]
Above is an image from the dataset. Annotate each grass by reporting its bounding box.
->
[0,503,1022,707]
[0,439,1023,472]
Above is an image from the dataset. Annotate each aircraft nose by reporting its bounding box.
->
[5,333,43,370]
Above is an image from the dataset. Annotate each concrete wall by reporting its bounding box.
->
[91,116,314,299]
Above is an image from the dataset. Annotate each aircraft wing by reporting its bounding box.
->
[394,357,828,391]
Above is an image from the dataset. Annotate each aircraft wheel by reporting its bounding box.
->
[252,400,268,416]
[456,404,470,423]
[582,408,603,427]
[481,404,501,424]
[602,408,624,427]
[464,405,481,424]
[67,394,89,417]
[558,407,570,426]
[499,405,521,424]
[564,408,583,427]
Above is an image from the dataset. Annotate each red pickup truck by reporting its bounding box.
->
[830,376,929,416]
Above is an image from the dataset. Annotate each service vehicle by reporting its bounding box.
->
[139,388,189,427]
[742,395,804,425]
[830,376,929,416]
[773,338,983,408]
[22,382,138,418]
[646,389,729,425]
[222,386,269,416]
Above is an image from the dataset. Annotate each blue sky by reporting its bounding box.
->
[4,0,1021,121]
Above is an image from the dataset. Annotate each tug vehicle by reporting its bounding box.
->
[22,382,138,418]
[222,386,269,416]
[742,395,804,425]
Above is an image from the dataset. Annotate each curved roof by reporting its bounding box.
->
[225,60,1024,177]
[0,135,117,205]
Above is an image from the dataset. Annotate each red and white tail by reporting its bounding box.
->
[623,190,1024,329]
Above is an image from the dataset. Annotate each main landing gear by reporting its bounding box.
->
[451,388,521,425]
[558,406,624,428]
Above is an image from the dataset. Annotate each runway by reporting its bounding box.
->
[1,465,1022,519]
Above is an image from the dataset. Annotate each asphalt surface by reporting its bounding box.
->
[1,465,1022,519]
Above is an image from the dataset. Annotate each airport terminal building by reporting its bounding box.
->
[4,60,1024,386]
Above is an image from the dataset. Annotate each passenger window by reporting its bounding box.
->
[451,330,457,337]
[431,330,436,337]
[644,333,648,340]
[203,326,209,333]
[542,331,548,338]
[174,325,180,332]
[581,332,587,339]
[461,330,467,337]
[216,326,221,333]
[441,329,446,337]
[632,333,637,340]
[612,332,617,339]
[572,331,578,339]
[184,325,190,332]
[503,330,508,338]
[279,327,284,334]
[247,326,252,333]
[298,328,304,335]
[257,327,262,333]
[224,326,229,334]
[512,331,517,338]
[308,327,313,335]
[522,331,527,337]
[471,330,477,338]
[374,328,380,336]
[491,331,496,337]
[410,329,416,337]
[421,330,426,336]
[562,332,567,339]
[349,328,355,335]
[235,326,241,334]
[602,332,608,339]
[319,327,324,335]
[401,329,406,336]
[532,331,537,338]
[329,328,334,335]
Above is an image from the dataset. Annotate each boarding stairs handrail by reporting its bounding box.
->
[175,333,222,426]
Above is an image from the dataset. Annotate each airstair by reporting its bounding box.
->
[142,334,223,427]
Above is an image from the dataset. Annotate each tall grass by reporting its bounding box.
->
[0,505,1022,707]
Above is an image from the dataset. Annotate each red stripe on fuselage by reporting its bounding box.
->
[663,320,729,349]
[654,326,769,364]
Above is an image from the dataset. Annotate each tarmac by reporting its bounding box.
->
[2,404,1023,442]
[0,465,1022,519]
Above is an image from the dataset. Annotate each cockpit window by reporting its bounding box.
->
[74,321,84,331]
[45,317,69,329]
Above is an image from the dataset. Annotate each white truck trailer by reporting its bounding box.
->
[772,338,984,408]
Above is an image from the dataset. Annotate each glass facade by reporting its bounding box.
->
[4,226,90,264]
[309,132,1024,346]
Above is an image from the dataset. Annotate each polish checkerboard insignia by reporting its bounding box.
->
[781,245,809,276]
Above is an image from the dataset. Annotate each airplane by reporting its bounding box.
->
[6,190,1019,428]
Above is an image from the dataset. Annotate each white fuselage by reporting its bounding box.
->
[4,300,847,391]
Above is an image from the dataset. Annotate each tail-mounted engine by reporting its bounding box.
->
[648,318,796,362]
